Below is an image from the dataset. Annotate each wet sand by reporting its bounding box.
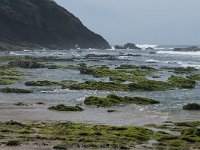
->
[0,105,199,126]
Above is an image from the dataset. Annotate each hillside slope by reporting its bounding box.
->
[0,0,110,50]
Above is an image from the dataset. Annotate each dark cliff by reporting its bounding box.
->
[0,0,110,50]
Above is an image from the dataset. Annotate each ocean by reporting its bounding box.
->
[0,45,200,125]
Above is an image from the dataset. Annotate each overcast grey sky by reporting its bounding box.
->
[55,0,200,45]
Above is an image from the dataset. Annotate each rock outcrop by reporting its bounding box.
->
[0,0,110,50]
[115,43,141,50]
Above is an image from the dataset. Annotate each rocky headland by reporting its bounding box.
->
[0,0,110,50]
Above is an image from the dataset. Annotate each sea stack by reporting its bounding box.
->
[0,0,110,50]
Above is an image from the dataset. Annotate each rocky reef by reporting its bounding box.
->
[173,46,200,52]
[0,0,110,50]
[0,120,199,149]
[84,94,160,107]
[48,104,83,111]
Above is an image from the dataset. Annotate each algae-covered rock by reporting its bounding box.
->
[0,69,21,76]
[116,64,155,70]
[187,74,200,80]
[14,102,28,106]
[6,140,20,146]
[84,94,160,107]
[25,80,60,86]
[36,102,45,105]
[0,88,32,93]
[183,103,200,110]
[168,76,195,89]
[48,104,83,111]
[0,120,199,149]
[9,60,46,68]
[174,67,197,74]
[128,80,170,91]
[69,81,129,91]
[107,110,116,113]
[0,77,19,85]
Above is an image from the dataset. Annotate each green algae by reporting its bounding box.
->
[174,121,200,127]
[25,80,77,88]
[69,81,129,91]
[128,79,170,91]
[6,140,20,146]
[187,74,200,80]
[0,77,19,85]
[9,60,46,68]
[0,69,22,76]
[69,79,170,91]
[25,80,61,86]
[0,69,21,85]
[80,65,155,79]
[70,66,196,91]
[48,105,83,111]
[0,121,153,149]
[0,88,32,93]
[146,121,200,150]
[0,121,200,149]
[115,64,156,70]
[84,94,160,107]
[68,79,170,91]
[168,76,196,89]
[47,65,80,70]
[174,67,197,74]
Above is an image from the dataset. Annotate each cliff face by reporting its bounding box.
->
[0,0,110,50]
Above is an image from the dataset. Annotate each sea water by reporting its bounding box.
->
[0,45,199,125]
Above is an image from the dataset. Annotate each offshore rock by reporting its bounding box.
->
[115,43,141,50]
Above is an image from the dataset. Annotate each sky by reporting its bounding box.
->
[55,0,200,45]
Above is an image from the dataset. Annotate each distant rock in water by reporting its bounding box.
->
[115,43,141,50]
[0,0,110,50]
[173,46,200,52]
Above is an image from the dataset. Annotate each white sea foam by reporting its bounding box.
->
[157,51,200,56]
[145,59,160,63]
[177,61,200,69]
[155,48,166,50]
[9,51,24,56]
[145,58,200,69]
[163,60,200,69]
[111,46,115,50]
[23,50,31,52]
[119,56,130,59]
[136,44,158,49]
[41,89,70,93]
[76,97,85,102]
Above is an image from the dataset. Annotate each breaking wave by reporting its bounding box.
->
[136,44,158,49]
[157,51,200,56]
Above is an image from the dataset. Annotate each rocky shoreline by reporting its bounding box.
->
[0,120,199,149]
[0,49,200,149]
